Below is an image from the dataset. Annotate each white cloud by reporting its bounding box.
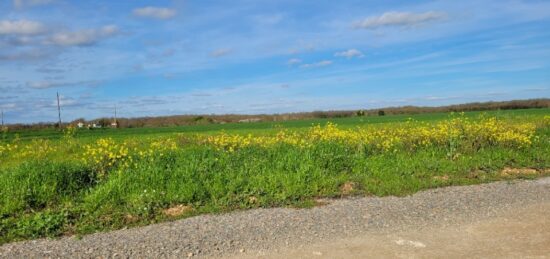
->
[0,20,46,35]
[13,0,53,9]
[48,25,119,46]
[300,60,333,68]
[27,81,55,89]
[354,11,447,29]
[0,103,17,109]
[27,80,102,89]
[133,7,177,20]
[287,58,302,65]
[210,48,232,58]
[335,49,364,59]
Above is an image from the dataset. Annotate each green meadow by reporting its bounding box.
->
[1,108,549,244]
[6,108,549,141]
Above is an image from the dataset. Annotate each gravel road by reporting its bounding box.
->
[2,177,549,258]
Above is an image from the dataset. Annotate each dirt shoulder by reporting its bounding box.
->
[231,202,550,259]
[2,178,550,258]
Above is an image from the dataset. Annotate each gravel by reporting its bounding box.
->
[1,177,549,258]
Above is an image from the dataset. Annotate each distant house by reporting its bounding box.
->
[77,122,84,128]
[111,122,118,128]
[238,118,261,123]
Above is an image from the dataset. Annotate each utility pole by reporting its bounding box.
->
[57,92,62,128]
[114,104,118,128]
[1,109,4,127]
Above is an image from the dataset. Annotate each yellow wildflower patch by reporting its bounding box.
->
[204,115,537,152]
[82,138,130,175]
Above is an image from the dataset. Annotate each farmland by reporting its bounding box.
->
[1,108,549,244]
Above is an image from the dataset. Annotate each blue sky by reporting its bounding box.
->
[1,0,549,123]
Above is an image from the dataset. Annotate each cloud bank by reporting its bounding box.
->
[48,25,119,46]
[0,20,46,35]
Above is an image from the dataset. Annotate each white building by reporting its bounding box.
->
[238,118,261,123]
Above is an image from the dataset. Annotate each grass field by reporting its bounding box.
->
[6,108,550,141]
[1,108,549,244]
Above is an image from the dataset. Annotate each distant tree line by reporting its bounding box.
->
[5,98,550,130]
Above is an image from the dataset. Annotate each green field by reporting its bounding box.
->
[7,108,549,141]
[1,108,549,244]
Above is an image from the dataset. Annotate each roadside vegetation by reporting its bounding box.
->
[1,109,549,244]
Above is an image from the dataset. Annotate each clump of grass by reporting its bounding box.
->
[0,161,96,217]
